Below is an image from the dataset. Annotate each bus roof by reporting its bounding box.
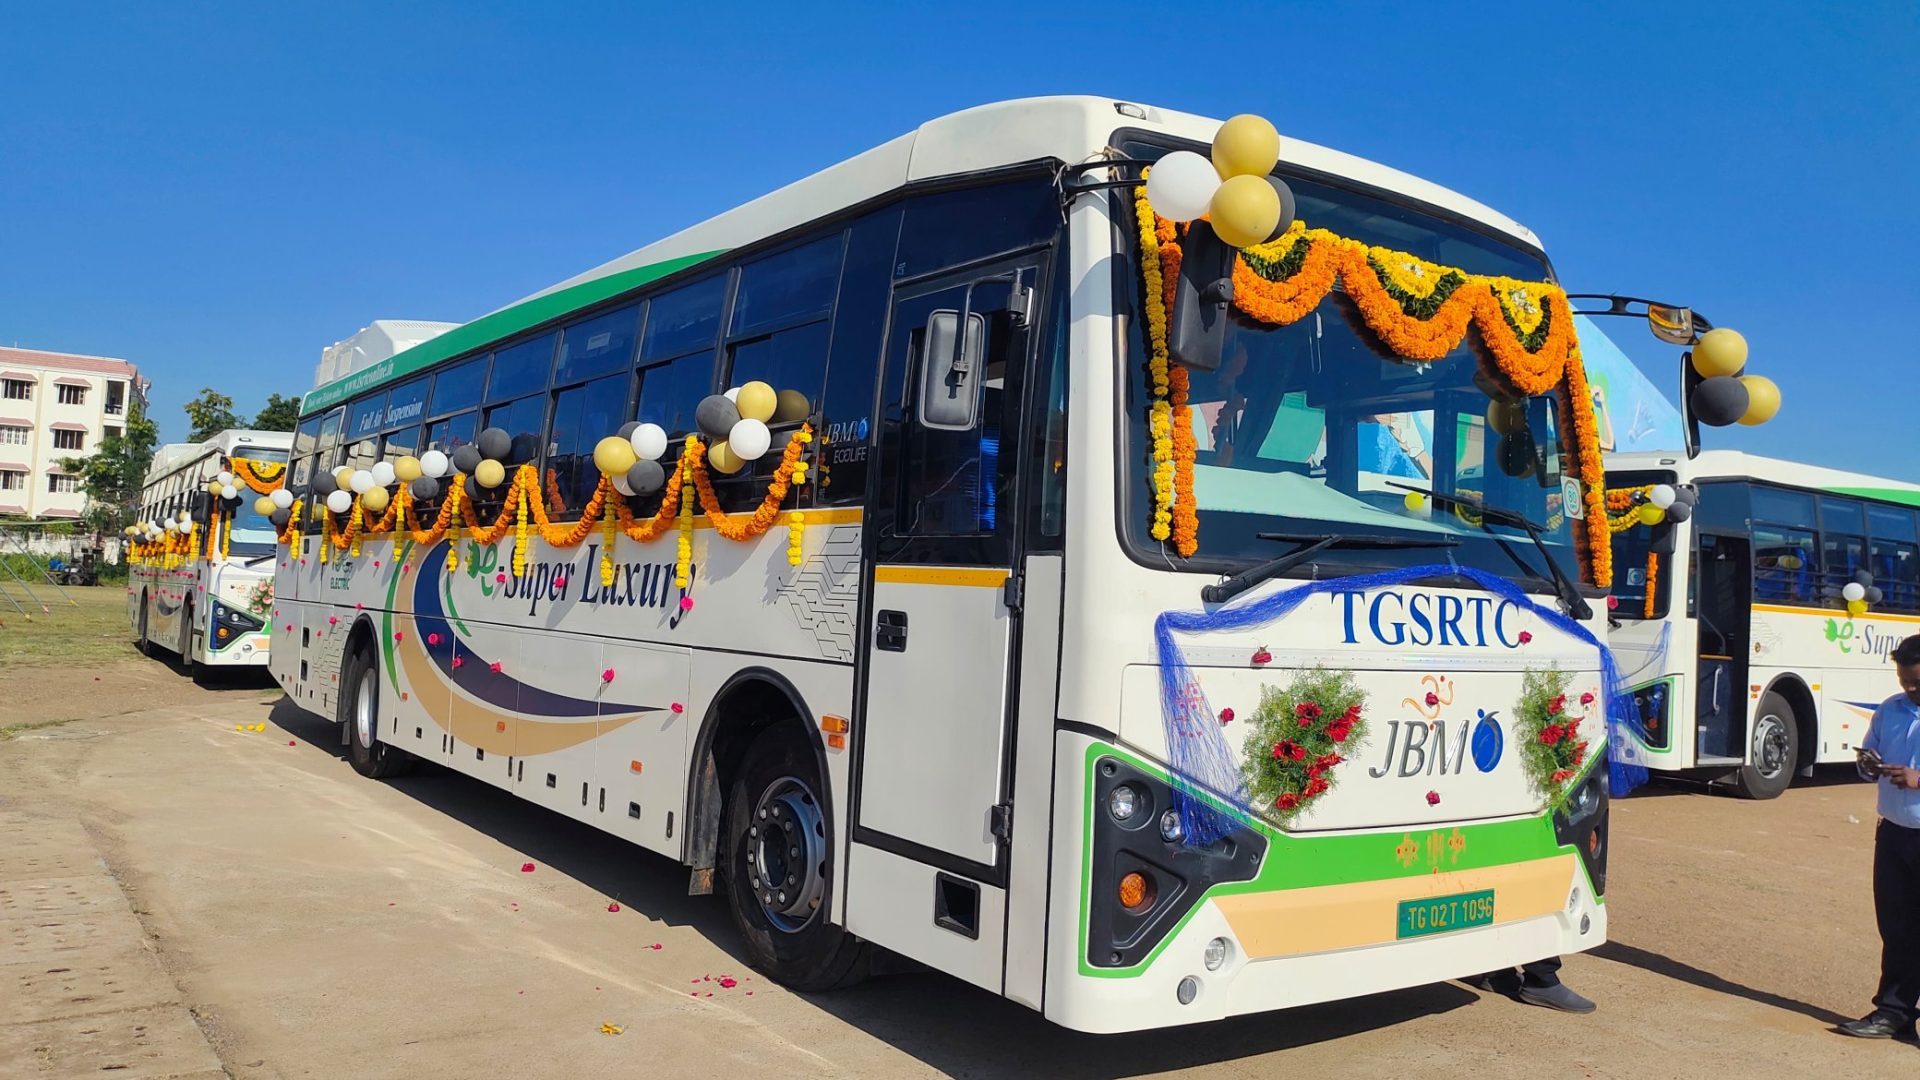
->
[301,95,1545,415]
[1607,449,1920,508]
[145,429,293,485]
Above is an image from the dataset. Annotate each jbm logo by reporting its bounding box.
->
[1370,708,1504,779]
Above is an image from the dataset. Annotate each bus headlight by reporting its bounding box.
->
[1159,809,1184,843]
[1554,768,1609,896]
[1204,937,1231,971]
[1107,784,1143,824]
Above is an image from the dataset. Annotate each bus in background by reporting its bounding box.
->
[128,429,290,676]
[272,97,1621,1032]
[1607,449,1920,798]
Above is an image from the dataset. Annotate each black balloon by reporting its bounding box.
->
[464,475,482,501]
[1854,568,1876,586]
[1868,586,1886,605]
[1692,376,1749,427]
[617,420,641,440]
[695,394,740,439]
[223,495,242,511]
[477,427,512,460]
[1262,175,1298,242]
[312,469,337,495]
[1497,433,1536,478]
[409,477,440,501]
[451,444,483,475]
[626,459,665,495]
[1665,500,1693,523]
[269,507,291,528]
[509,433,540,464]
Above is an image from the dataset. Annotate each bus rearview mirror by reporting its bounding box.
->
[921,310,986,431]
[1647,303,1695,346]
[1169,221,1234,372]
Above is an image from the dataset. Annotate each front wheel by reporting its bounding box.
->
[1733,691,1797,800]
[341,644,415,779]
[721,725,867,991]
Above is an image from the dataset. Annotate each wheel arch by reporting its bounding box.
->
[684,667,830,886]
[1763,673,1819,776]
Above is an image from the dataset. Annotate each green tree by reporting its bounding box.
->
[252,392,302,432]
[59,396,159,534]
[183,388,240,442]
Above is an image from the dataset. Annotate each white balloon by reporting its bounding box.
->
[326,489,353,514]
[419,450,450,479]
[728,418,772,461]
[629,422,668,461]
[1143,150,1221,222]
[1843,582,1867,603]
[216,470,234,487]
[349,469,375,494]
[1648,484,1676,510]
[611,472,635,497]
[270,488,294,509]
[371,461,397,487]
[220,484,238,500]
[724,386,740,403]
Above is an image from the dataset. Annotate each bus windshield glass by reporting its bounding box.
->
[228,499,279,557]
[1606,468,1675,618]
[1122,162,1581,586]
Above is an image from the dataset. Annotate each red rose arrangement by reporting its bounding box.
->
[1515,669,1594,807]
[1241,667,1369,822]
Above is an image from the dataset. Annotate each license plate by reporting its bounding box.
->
[1396,889,1495,939]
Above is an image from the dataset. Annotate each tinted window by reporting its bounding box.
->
[546,373,628,515]
[348,395,387,442]
[1754,523,1817,603]
[488,333,558,403]
[384,378,428,429]
[816,208,900,506]
[293,414,323,458]
[426,411,478,454]
[1821,496,1866,535]
[642,275,727,362]
[1872,505,1919,542]
[634,353,711,436]
[430,356,488,416]
[316,408,344,450]
[383,425,421,463]
[1752,485,1813,525]
[726,322,829,415]
[556,304,640,385]
[344,438,378,473]
[732,236,842,337]
[485,395,545,445]
[894,181,1057,280]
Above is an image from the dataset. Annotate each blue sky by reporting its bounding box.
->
[3,3,1915,471]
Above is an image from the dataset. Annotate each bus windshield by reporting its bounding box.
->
[1606,468,1676,619]
[228,498,278,557]
[1122,170,1581,586]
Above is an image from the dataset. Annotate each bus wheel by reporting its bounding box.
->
[1734,692,1797,800]
[135,596,153,658]
[341,644,415,779]
[178,599,200,681]
[722,725,868,991]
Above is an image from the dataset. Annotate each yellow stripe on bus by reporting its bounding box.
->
[1752,602,1920,625]
[874,566,1010,588]
[1211,854,1579,959]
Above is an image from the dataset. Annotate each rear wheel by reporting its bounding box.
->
[136,594,154,658]
[341,643,415,779]
[721,725,867,991]
[1734,691,1797,800]
[178,598,201,681]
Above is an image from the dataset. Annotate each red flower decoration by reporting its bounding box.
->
[1425,790,1441,806]
[496,572,507,584]
[1305,778,1330,797]
[1251,646,1273,666]
[1539,723,1565,745]
[554,576,568,589]
[1550,769,1574,784]
[680,595,695,612]
[601,668,615,683]
[607,902,621,913]
[1606,595,1619,610]
[1275,792,1301,811]
[1550,694,1566,714]
[1271,740,1290,760]
[288,740,297,746]
[1580,692,1596,705]
[1425,691,1439,707]
[427,632,441,645]
[1218,707,1235,724]
[394,631,404,642]
[718,977,738,989]
[328,615,339,626]
[451,656,464,669]
[1518,630,1533,644]
[670,702,685,714]
[520,862,536,873]
[1327,718,1355,742]
[489,661,503,673]
[1295,702,1323,727]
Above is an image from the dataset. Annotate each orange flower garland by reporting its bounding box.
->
[232,458,286,494]
[1644,551,1660,619]
[1168,364,1197,557]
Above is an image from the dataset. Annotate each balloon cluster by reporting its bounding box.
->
[1632,483,1697,526]
[1485,399,1541,479]
[1688,329,1781,428]
[126,508,194,540]
[689,380,808,475]
[1141,114,1296,248]
[1827,568,1882,617]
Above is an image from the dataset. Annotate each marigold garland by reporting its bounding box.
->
[787,511,805,566]
[232,458,286,495]
[1644,551,1660,619]
[1139,192,1612,586]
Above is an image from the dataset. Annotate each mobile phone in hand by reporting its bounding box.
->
[1860,747,1884,768]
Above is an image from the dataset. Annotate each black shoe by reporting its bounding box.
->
[1837,1013,1915,1040]
[1464,970,1519,994]
[1516,982,1597,1014]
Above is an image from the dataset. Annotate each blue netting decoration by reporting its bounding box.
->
[1154,564,1649,847]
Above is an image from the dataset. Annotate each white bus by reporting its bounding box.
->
[271,97,1624,1032]
[128,429,290,674]
[1607,449,1920,797]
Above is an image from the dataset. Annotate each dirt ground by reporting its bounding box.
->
[1,604,1914,1078]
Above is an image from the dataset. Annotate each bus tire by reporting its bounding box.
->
[1734,691,1797,800]
[341,643,414,779]
[721,724,868,992]
[136,595,153,658]
[178,598,200,680]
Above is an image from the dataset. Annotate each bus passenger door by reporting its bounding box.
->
[1694,532,1752,762]
[848,259,1041,991]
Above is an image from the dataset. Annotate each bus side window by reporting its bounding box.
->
[815,208,902,507]
[1870,504,1920,612]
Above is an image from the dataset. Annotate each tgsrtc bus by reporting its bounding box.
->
[270,97,1621,1032]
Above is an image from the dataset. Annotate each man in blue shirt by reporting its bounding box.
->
[1840,634,1920,1040]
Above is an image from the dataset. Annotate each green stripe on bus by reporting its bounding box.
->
[1075,740,1585,978]
[1829,486,1920,509]
[302,250,727,414]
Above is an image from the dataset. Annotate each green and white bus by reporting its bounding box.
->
[271,96,1621,1032]
[1608,449,1920,798]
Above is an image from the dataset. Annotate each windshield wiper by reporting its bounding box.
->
[1386,482,1592,620]
[1201,531,1460,605]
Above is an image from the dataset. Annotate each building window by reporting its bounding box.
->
[0,426,26,446]
[53,429,85,451]
[48,473,79,494]
[57,384,86,405]
[0,471,22,491]
[2,379,29,401]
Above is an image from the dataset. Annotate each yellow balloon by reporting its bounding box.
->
[593,435,638,476]
[361,486,391,513]
[334,466,355,488]
[735,381,777,423]
[395,455,423,482]
[1211,114,1280,180]
[1692,327,1748,378]
[1208,174,1281,249]
[206,480,223,496]
[1638,503,1665,525]
[1737,374,1780,426]
[475,459,506,488]
[772,388,811,424]
[1780,554,1803,570]
[1848,598,1868,617]
[253,496,275,516]
[1403,491,1426,512]
[706,440,745,475]
[1485,400,1527,437]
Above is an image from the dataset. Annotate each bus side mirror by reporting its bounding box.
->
[1647,303,1695,346]
[1651,520,1677,556]
[1169,221,1235,372]
[920,310,986,431]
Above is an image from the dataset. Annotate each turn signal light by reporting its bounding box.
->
[820,715,850,733]
[1119,871,1154,913]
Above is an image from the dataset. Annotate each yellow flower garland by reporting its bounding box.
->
[232,458,286,495]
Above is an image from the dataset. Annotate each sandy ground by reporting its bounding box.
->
[1,651,1915,1079]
